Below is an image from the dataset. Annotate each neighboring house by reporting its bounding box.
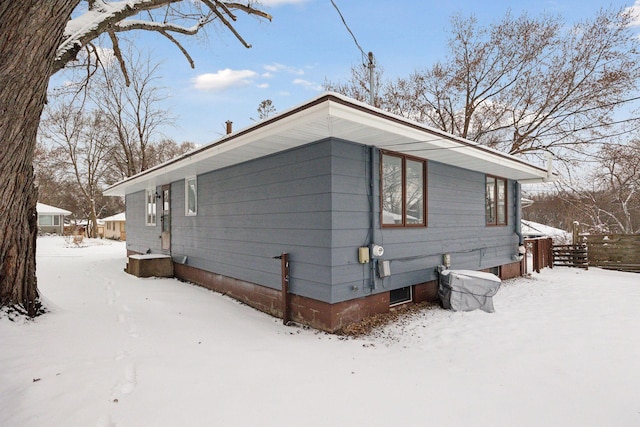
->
[521,219,570,244]
[36,202,71,235]
[102,212,126,240]
[105,93,553,332]
[95,219,105,238]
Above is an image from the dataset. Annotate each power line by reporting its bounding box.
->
[552,95,640,119]
[329,0,376,105]
[330,0,367,63]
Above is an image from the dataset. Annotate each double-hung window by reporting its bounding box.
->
[145,189,156,226]
[185,176,197,216]
[381,152,427,227]
[486,176,507,226]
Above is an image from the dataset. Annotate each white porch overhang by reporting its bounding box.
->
[104,92,552,197]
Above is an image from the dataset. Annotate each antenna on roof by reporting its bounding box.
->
[330,0,376,106]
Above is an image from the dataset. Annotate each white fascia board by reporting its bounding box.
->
[104,93,550,196]
[104,102,332,197]
[327,99,549,182]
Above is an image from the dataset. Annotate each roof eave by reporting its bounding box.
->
[104,92,550,197]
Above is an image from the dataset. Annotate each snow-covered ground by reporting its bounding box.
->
[1,236,639,427]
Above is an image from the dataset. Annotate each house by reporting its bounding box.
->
[95,219,105,239]
[521,219,570,244]
[102,212,126,240]
[104,93,552,332]
[36,202,71,235]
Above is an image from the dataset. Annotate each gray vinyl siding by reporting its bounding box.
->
[329,145,518,303]
[125,138,520,305]
[170,139,335,302]
[328,141,373,302]
[125,189,161,255]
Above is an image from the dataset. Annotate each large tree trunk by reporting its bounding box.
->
[0,2,77,315]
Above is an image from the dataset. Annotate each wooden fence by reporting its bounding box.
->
[579,234,640,272]
[552,244,588,269]
[524,237,553,274]
[525,231,640,273]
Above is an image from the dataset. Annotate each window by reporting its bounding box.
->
[381,152,426,227]
[146,189,156,226]
[185,177,197,216]
[390,286,412,306]
[38,215,60,226]
[486,176,507,226]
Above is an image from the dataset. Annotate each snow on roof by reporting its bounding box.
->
[36,202,71,216]
[101,212,126,222]
[104,92,553,197]
[521,219,569,240]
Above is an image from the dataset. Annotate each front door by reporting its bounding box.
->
[161,185,171,251]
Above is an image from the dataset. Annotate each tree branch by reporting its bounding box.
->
[159,30,195,68]
[108,31,130,86]
[201,0,250,48]
[52,1,271,76]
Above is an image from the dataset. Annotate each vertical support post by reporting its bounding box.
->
[572,221,580,245]
[521,241,528,275]
[280,253,290,325]
[368,52,375,106]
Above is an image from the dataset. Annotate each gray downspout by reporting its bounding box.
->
[370,145,378,290]
[515,181,523,246]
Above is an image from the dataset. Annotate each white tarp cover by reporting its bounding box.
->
[438,270,502,313]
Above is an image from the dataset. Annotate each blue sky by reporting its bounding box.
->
[80,0,640,144]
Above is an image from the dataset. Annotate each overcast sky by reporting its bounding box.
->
[55,0,640,145]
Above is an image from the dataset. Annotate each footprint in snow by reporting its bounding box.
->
[128,323,139,338]
[95,415,115,427]
[110,363,137,402]
[106,287,115,306]
[121,363,137,394]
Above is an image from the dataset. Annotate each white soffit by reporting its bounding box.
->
[104,93,550,196]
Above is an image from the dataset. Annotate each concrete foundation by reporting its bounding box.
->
[126,254,174,278]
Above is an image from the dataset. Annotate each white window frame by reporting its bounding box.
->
[39,214,60,227]
[185,176,197,216]
[146,188,157,226]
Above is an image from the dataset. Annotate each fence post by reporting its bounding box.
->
[572,221,580,244]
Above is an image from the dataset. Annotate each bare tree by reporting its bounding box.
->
[589,140,640,233]
[34,140,125,229]
[255,99,277,121]
[0,1,270,315]
[145,139,197,170]
[522,192,573,232]
[554,149,640,235]
[90,47,175,178]
[39,103,115,238]
[332,9,640,164]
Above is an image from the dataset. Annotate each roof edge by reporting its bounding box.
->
[105,92,550,196]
